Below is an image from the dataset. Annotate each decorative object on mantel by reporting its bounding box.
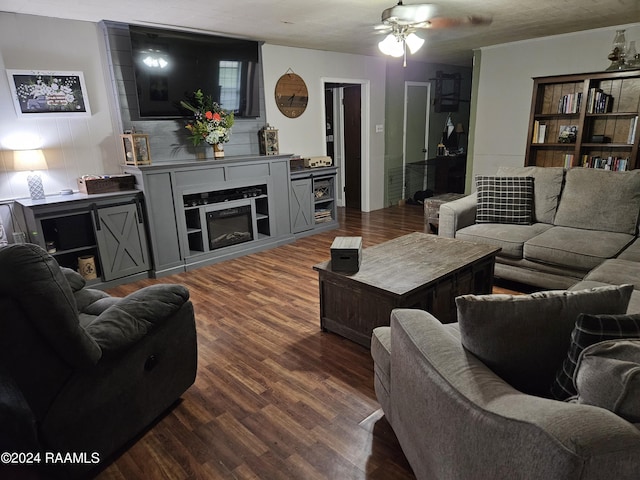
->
[180,89,234,159]
[121,132,151,165]
[259,124,279,155]
[13,149,48,200]
[275,69,308,118]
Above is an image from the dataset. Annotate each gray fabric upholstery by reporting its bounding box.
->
[380,309,640,480]
[371,326,391,420]
[553,168,640,234]
[456,222,552,258]
[574,339,640,423]
[455,285,633,397]
[584,258,640,290]
[438,192,477,239]
[552,312,640,399]
[496,166,565,224]
[0,243,198,478]
[438,167,640,291]
[619,238,640,262]
[524,226,635,271]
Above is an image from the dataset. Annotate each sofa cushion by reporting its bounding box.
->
[455,284,633,397]
[584,258,640,290]
[496,166,565,224]
[551,312,640,399]
[456,222,552,259]
[475,175,534,225]
[524,226,634,271]
[553,168,640,234]
[573,339,640,423]
[618,238,640,263]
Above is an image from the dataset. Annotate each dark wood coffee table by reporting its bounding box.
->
[313,232,501,347]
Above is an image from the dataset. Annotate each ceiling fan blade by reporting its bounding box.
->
[426,15,493,29]
[382,3,437,25]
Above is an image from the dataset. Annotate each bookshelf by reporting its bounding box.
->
[525,70,640,171]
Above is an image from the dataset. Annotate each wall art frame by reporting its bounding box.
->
[6,69,91,118]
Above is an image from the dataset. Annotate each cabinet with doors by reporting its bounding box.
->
[525,70,640,171]
[290,166,338,235]
[14,191,150,288]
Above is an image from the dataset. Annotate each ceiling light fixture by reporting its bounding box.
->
[378,25,424,67]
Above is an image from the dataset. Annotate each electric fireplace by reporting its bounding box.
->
[206,204,253,250]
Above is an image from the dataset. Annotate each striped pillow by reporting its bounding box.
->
[476,175,534,225]
[551,312,640,400]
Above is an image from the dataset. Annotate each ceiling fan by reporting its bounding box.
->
[376,1,492,66]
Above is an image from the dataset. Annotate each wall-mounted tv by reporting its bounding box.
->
[129,25,261,119]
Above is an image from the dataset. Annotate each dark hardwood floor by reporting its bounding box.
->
[96,204,518,480]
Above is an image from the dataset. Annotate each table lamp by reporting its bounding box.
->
[13,149,48,200]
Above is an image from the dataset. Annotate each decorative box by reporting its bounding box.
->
[77,174,136,195]
[120,133,152,165]
[330,236,362,273]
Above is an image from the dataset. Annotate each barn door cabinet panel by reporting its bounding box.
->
[15,191,150,288]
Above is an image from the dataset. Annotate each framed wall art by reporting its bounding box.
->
[6,70,91,118]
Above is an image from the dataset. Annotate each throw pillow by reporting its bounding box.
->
[456,284,634,397]
[475,175,534,225]
[551,312,640,400]
[574,339,640,423]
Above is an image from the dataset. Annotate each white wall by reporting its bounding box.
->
[262,44,387,211]
[0,13,120,201]
[471,23,640,180]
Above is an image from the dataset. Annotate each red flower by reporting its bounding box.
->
[205,111,213,120]
[212,112,221,122]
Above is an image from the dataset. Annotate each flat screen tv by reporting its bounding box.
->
[129,25,260,118]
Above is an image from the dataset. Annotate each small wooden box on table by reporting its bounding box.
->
[330,236,362,272]
[313,232,500,348]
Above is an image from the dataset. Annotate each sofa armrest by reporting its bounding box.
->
[389,308,640,480]
[84,284,190,354]
[438,192,477,238]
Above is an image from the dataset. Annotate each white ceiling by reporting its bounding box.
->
[2,0,639,65]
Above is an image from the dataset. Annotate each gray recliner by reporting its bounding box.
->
[0,243,198,478]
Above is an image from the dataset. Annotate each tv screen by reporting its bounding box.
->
[129,25,260,118]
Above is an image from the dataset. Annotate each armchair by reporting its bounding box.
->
[0,243,197,478]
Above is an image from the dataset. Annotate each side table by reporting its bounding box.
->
[424,193,465,234]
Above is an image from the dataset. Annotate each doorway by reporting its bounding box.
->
[403,82,431,199]
[324,81,365,210]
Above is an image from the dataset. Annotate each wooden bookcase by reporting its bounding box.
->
[525,70,640,171]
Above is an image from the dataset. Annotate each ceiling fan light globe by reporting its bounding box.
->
[405,33,424,54]
[378,34,404,57]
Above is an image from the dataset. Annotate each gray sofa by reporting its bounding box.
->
[438,167,640,303]
[0,244,198,478]
[372,295,640,480]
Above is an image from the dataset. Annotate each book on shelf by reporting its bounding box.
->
[563,154,579,168]
[532,121,547,144]
[581,155,629,171]
[557,92,582,114]
[628,116,638,144]
[586,88,613,114]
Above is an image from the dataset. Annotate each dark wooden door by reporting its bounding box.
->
[343,85,361,210]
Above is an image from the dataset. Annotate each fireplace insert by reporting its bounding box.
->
[206,205,253,250]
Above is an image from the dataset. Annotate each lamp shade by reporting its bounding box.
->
[378,34,404,57]
[13,149,48,171]
[405,33,425,54]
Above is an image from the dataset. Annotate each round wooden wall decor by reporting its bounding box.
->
[275,73,308,118]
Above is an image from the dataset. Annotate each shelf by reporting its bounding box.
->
[526,71,639,170]
[50,245,98,256]
[187,228,202,234]
[256,213,268,221]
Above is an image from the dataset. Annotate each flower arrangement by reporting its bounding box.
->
[180,89,234,147]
